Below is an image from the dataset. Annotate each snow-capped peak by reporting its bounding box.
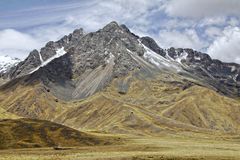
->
[0,55,20,73]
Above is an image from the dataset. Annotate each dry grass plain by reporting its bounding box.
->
[1,134,240,160]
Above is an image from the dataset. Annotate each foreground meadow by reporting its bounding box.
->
[1,134,240,160]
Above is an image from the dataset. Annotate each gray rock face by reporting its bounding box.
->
[140,37,166,57]
[2,21,240,99]
[40,41,58,61]
[7,27,85,79]
[165,47,240,96]
[70,21,144,77]
[7,50,41,78]
[6,21,148,100]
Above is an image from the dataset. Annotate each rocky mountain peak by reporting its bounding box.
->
[102,21,120,31]
[1,21,240,99]
[140,36,166,57]
[64,21,146,79]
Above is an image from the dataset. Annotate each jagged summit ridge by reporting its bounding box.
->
[1,21,240,99]
[6,27,84,79]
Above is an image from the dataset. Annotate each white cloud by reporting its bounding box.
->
[0,21,83,59]
[157,29,208,50]
[0,0,240,65]
[0,29,42,59]
[0,0,164,59]
[207,27,240,63]
[28,21,79,44]
[62,0,163,32]
[199,17,227,27]
[204,27,222,39]
[164,0,240,18]
[228,17,239,27]
[159,18,196,30]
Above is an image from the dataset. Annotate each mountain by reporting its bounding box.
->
[1,21,240,136]
[2,22,240,98]
[0,118,121,149]
[0,55,20,75]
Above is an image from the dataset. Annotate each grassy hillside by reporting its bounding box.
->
[0,107,19,119]
[55,73,240,135]
[1,71,240,136]
[0,118,122,149]
[162,85,240,132]
[0,82,69,120]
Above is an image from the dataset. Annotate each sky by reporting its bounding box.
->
[0,0,240,64]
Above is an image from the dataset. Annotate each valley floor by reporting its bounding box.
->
[1,134,240,160]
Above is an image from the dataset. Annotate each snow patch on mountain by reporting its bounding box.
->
[105,52,115,64]
[231,66,236,72]
[39,52,43,63]
[140,43,182,72]
[0,55,20,73]
[194,56,201,61]
[30,47,67,74]
[175,51,188,64]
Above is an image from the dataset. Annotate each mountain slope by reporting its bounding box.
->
[0,21,240,136]
[1,70,240,135]
[0,78,67,120]
[0,118,121,149]
[55,73,240,135]
[0,107,19,119]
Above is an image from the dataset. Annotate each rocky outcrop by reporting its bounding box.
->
[6,27,85,79]
[140,36,166,57]
[165,47,240,96]
[7,50,41,78]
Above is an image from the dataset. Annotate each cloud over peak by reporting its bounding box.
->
[164,0,240,18]
[208,27,240,63]
[0,0,239,64]
[0,29,41,59]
